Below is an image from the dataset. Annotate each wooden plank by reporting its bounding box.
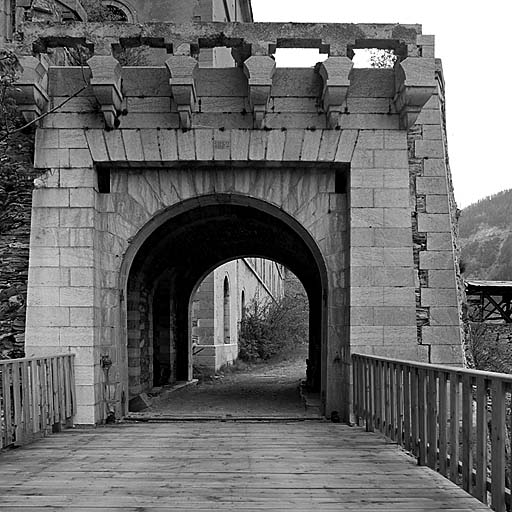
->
[0,421,492,511]
[449,373,460,485]
[438,371,448,477]
[474,376,487,503]
[491,379,506,512]
[384,362,391,439]
[461,373,473,493]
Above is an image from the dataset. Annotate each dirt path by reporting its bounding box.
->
[135,345,320,419]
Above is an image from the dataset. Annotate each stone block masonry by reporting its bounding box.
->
[16,21,465,424]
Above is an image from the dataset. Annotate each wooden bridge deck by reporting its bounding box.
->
[0,421,491,511]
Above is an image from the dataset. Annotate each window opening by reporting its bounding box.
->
[223,276,231,344]
[274,48,328,68]
[335,164,350,194]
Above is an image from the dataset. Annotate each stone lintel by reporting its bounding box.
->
[87,56,123,130]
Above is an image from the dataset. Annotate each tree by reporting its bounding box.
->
[0,49,22,142]
[369,49,397,69]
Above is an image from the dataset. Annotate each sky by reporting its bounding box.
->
[251,0,510,208]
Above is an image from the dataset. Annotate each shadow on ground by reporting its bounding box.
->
[129,345,321,419]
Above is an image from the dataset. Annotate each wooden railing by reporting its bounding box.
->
[0,355,76,449]
[352,353,512,512]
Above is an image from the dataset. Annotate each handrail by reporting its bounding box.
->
[0,354,76,449]
[352,353,511,512]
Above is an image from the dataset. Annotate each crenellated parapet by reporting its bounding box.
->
[13,21,438,132]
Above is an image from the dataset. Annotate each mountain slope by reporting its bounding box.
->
[459,189,512,280]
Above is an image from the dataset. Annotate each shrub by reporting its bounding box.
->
[238,291,309,362]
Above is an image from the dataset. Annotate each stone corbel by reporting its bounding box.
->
[11,56,49,125]
[87,56,123,130]
[243,56,276,129]
[394,57,437,129]
[318,57,353,129]
[165,55,198,130]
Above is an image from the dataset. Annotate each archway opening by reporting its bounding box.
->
[124,195,329,414]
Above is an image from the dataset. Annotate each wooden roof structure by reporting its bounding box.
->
[465,279,512,323]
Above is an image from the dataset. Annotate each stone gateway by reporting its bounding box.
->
[8,5,465,424]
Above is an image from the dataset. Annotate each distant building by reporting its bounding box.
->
[190,259,284,374]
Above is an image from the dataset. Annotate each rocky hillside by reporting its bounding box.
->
[459,189,512,281]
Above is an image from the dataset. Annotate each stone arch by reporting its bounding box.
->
[120,193,331,414]
[102,0,136,22]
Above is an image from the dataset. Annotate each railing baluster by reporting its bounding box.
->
[438,371,448,477]
[474,375,487,503]
[376,361,382,432]
[384,361,391,437]
[389,363,396,442]
[427,369,438,470]
[396,364,403,447]
[367,360,374,432]
[40,359,48,434]
[411,367,419,458]
[462,373,473,494]
[418,367,427,466]
[404,366,411,452]
[449,372,460,485]
[491,379,506,512]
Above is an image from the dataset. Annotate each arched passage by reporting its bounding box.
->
[121,194,330,413]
